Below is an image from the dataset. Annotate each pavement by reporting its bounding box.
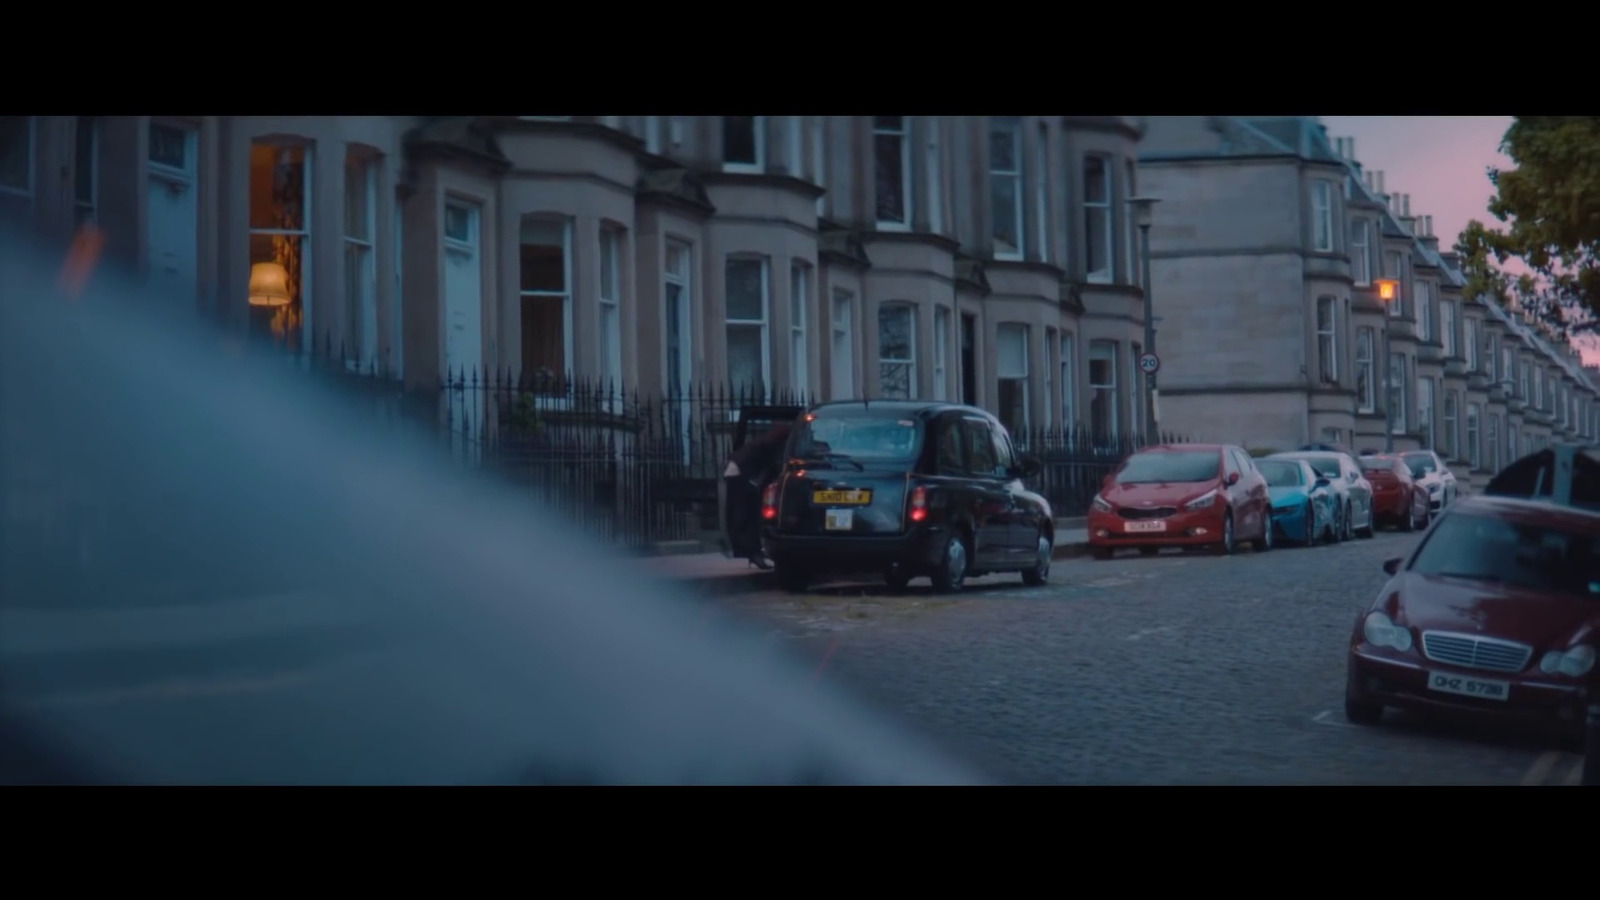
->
[657,525,1589,785]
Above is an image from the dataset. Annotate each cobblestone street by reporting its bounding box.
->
[705,532,1587,785]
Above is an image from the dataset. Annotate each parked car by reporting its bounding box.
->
[1360,454,1431,531]
[753,400,1051,594]
[1086,443,1272,558]
[1269,450,1376,540]
[1344,493,1600,749]
[1402,449,1459,512]
[1255,458,1338,546]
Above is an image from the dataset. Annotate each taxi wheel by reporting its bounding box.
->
[929,532,969,594]
[1021,531,1052,586]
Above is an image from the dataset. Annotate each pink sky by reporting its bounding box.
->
[1320,116,1597,365]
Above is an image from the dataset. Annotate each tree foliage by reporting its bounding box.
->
[1454,116,1600,337]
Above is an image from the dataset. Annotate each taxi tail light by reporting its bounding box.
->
[761,483,779,519]
[909,486,928,522]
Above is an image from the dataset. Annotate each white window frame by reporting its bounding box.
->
[73,116,99,225]
[1350,219,1370,285]
[724,255,771,396]
[1389,352,1407,434]
[988,118,1024,260]
[1312,181,1334,252]
[1089,339,1119,439]
[1084,155,1113,283]
[877,302,917,399]
[248,139,313,350]
[830,287,856,401]
[1466,402,1481,469]
[925,117,943,233]
[721,116,765,174]
[1442,389,1458,457]
[997,323,1031,432]
[789,261,809,395]
[873,117,912,231]
[933,306,951,401]
[1061,332,1076,428]
[1355,326,1376,413]
[598,227,624,392]
[1439,298,1456,357]
[518,218,574,400]
[0,116,35,208]
[1316,296,1338,383]
[343,152,379,372]
[812,117,828,216]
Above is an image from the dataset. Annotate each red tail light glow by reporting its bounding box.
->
[909,486,928,523]
[762,483,779,520]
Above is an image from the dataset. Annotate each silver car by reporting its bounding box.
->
[1266,450,1376,540]
[1400,449,1458,512]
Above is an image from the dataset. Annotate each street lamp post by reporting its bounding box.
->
[1374,278,1400,453]
[1129,196,1161,446]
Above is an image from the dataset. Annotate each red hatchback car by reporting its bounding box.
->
[1359,453,1431,531]
[1345,494,1600,746]
[1086,443,1272,558]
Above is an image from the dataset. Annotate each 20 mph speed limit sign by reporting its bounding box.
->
[1138,352,1160,375]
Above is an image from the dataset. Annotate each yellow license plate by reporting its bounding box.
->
[813,490,871,505]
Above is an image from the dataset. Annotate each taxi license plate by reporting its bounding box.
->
[1426,671,1510,702]
[1125,520,1167,533]
[814,490,870,504]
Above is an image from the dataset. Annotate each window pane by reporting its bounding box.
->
[875,134,906,222]
[1085,207,1108,273]
[521,295,565,379]
[726,258,766,321]
[989,123,1017,171]
[997,324,1027,378]
[444,204,473,242]
[723,117,758,165]
[878,305,913,361]
[600,231,618,300]
[1084,157,1108,204]
[344,157,370,240]
[727,323,765,389]
[249,144,307,231]
[992,176,1020,252]
[873,116,904,131]
[149,122,190,170]
[519,225,565,294]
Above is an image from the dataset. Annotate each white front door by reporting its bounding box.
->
[442,201,482,461]
[145,122,199,309]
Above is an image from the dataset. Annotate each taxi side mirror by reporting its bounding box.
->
[1226,472,1240,486]
[1383,557,1401,576]
[1016,454,1042,478]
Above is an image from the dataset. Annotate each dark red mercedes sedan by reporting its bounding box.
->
[1345,494,1599,747]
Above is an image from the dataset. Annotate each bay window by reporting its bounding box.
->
[877,303,916,399]
[725,256,770,396]
[997,323,1030,434]
[873,116,911,229]
[988,118,1024,258]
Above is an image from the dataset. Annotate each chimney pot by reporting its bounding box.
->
[1364,171,1374,189]
[1402,194,1411,217]
[1376,171,1385,193]
[1348,137,1356,160]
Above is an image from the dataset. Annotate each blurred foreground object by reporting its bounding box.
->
[0,223,987,786]
[56,223,105,300]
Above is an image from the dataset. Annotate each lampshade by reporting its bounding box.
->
[1373,278,1399,304]
[249,262,292,307]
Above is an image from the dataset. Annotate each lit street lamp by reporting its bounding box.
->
[1129,196,1161,445]
[1374,277,1400,453]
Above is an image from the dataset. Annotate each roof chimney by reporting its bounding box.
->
[1375,171,1385,194]
[1401,194,1411,217]
[1364,171,1374,189]
[1346,137,1355,161]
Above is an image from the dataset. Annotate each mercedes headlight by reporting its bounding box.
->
[1186,490,1217,511]
[1362,611,1413,651]
[1092,494,1112,513]
[1539,644,1595,678]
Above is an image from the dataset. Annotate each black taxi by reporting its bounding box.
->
[756,400,1053,594]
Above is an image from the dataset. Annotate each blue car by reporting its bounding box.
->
[1255,457,1337,546]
